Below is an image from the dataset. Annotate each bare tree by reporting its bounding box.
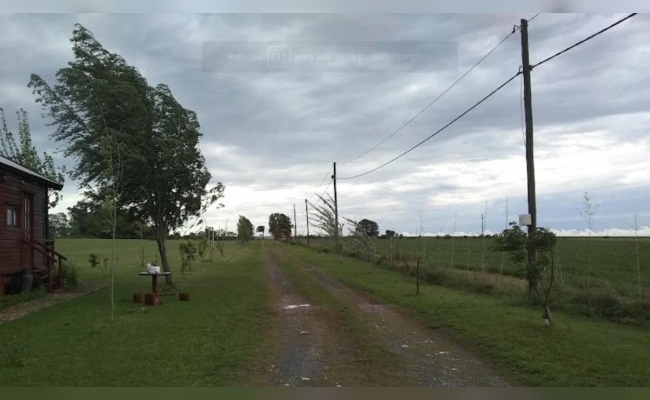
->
[309,193,342,253]
[577,192,598,290]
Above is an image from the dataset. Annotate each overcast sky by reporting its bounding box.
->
[1,12,649,236]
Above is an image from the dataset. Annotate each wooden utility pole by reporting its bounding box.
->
[332,162,339,251]
[520,18,537,265]
[305,199,310,247]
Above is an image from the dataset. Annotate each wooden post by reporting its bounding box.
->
[416,258,420,295]
[56,256,63,291]
[521,18,537,273]
[332,162,339,253]
[293,203,298,242]
[305,199,310,247]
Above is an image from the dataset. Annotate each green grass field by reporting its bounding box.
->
[299,236,650,325]
[0,239,273,386]
[2,238,650,386]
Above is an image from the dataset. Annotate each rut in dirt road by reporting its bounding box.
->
[277,247,510,387]
[263,245,392,387]
[263,245,327,386]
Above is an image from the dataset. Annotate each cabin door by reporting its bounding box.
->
[22,193,34,269]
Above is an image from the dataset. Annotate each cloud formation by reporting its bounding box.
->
[0,13,648,236]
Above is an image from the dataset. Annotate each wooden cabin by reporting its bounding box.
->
[0,155,66,296]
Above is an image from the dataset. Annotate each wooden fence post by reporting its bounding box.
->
[416,257,420,295]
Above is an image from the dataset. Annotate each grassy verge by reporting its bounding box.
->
[0,240,272,386]
[285,244,650,386]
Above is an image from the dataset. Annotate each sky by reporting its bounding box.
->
[1,6,649,237]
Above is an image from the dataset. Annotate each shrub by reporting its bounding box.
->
[88,253,99,268]
[178,240,197,274]
[64,262,80,289]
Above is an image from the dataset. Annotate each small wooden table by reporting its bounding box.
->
[139,272,172,304]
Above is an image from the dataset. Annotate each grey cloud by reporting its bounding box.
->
[1,13,648,236]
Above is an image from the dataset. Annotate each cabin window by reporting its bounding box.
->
[6,205,18,227]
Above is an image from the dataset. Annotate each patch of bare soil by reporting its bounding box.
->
[0,281,107,326]
[285,251,510,387]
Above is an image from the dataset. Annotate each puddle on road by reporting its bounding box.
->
[283,304,311,309]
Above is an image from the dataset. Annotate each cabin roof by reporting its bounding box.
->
[0,155,64,190]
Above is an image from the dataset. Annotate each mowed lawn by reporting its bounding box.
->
[0,239,273,386]
[4,238,650,386]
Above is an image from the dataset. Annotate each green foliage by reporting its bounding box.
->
[0,108,66,207]
[197,237,207,260]
[358,219,379,237]
[493,222,557,285]
[28,23,224,274]
[88,253,100,268]
[493,222,558,324]
[49,212,71,237]
[65,196,154,239]
[344,218,376,266]
[268,212,293,240]
[237,215,254,245]
[178,239,198,273]
[385,230,396,238]
[63,261,80,288]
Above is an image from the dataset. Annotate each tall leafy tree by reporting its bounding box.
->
[268,213,293,240]
[358,218,379,237]
[0,108,66,207]
[27,24,224,278]
[49,212,71,237]
[237,215,254,245]
[255,225,265,237]
[65,195,153,239]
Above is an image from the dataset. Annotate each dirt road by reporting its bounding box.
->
[256,244,510,387]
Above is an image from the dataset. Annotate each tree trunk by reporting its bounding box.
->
[155,223,172,284]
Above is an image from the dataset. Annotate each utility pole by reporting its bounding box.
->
[521,18,538,278]
[332,162,339,251]
[305,199,310,247]
[293,203,297,242]
[481,213,485,237]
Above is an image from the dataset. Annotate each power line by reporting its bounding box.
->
[531,13,637,70]
[338,13,638,181]
[529,13,540,22]
[339,71,522,180]
[339,25,519,165]
[315,165,332,189]
[305,165,333,202]
[308,177,333,206]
